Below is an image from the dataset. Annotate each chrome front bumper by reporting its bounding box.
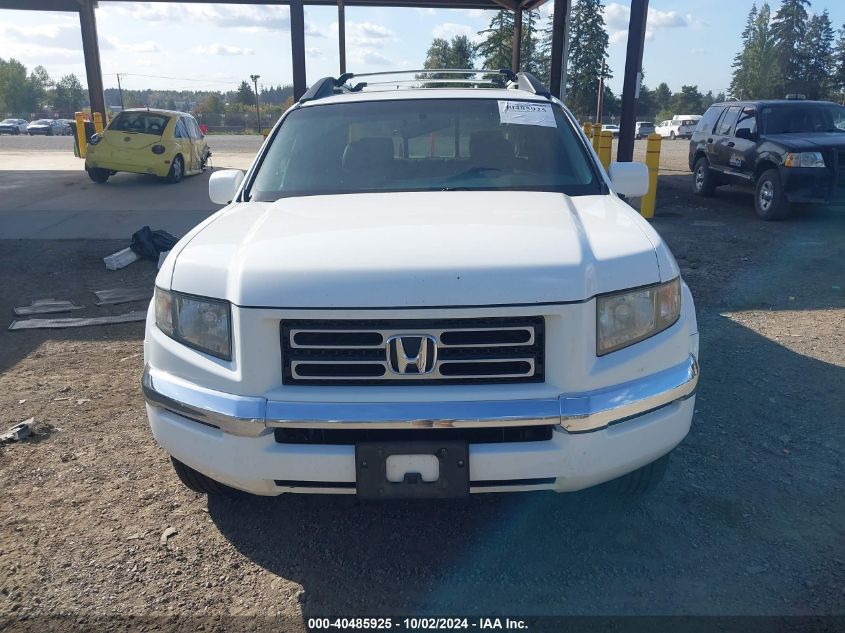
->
[142,355,698,438]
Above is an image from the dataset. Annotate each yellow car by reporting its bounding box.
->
[85,109,211,184]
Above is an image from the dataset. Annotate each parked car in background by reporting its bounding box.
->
[635,121,655,139]
[143,69,699,500]
[0,118,28,135]
[601,124,620,137]
[85,108,210,184]
[27,119,70,136]
[690,98,845,220]
[657,118,699,140]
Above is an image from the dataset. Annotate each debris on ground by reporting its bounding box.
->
[160,527,177,545]
[8,310,146,331]
[103,247,140,271]
[93,286,152,306]
[13,299,85,316]
[1,419,33,443]
[130,226,178,261]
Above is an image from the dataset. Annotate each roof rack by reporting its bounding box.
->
[297,69,551,103]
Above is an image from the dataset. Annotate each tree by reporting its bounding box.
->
[671,85,704,115]
[730,2,779,100]
[771,0,811,96]
[423,35,474,71]
[0,58,33,114]
[29,65,52,111]
[654,82,673,114]
[834,24,845,99]
[566,0,611,120]
[476,10,515,71]
[799,10,835,99]
[237,80,255,106]
[52,74,84,112]
[198,93,224,114]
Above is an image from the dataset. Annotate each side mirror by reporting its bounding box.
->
[608,161,649,198]
[209,169,245,205]
[735,127,757,140]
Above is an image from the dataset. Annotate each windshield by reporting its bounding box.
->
[761,104,845,134]
[247,98,601,201]
[108,112,170,135]
[1,119,15,124]
[33,120,50,125]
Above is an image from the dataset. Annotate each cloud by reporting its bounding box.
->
[605,3,702,44]
[104,37,160,53]
[415,8,437,16]
[108,2,321,34]
[331,21,395,49]
[0,23,81,51]
[349,49,393,66]
[306,47,323,58]
[432,22,484,44]
[193,44,254,56]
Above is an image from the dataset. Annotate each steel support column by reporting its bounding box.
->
[548,0,570,100]
[338,0,346,74]
[617,0,648,162]
[290,0,307,100]
[78,0,106,122]
[511,8,522,73]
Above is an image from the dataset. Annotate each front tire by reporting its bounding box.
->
[171,457,236,495]
[166,155,184,184]
[693,156,716,196]
[607,454,670,494]
[755,168,790,220]
[87,168,110,183]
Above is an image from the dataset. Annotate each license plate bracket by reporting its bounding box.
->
[355,441,469,499]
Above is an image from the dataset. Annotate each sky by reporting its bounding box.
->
[2,0,845,97]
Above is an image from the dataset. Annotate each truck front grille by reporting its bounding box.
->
[281,316,545,385]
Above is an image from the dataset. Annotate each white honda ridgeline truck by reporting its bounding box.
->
[143,70,699,499]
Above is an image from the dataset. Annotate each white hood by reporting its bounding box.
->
[169,191,665,308]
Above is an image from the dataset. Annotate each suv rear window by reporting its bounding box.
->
[108,112,170,136]
[247,98,602,200]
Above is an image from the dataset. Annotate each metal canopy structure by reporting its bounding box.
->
[0,0,648,161]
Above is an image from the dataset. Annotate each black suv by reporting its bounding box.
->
[689,99,845,220]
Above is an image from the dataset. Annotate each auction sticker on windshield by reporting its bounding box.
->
[498,101,556,127]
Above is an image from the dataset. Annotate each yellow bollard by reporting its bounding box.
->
[640,133,662,219]
[74,112,87,158]
[598,130,613,171]
[591,123,602,152]
[582,122,593,140]
[92,111,104,134]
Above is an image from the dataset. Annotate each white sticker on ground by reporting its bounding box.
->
[498,101,557,127]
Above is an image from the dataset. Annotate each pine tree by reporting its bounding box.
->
[731,3,779,100]
[730,3,758,100]
[476,10,515,71]
[799,10,835,100]
[771,0,811,96]
[834,24,845,100]
[237,81,255,106]
[565,0,610,120]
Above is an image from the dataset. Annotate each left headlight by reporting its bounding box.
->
[597,278,681,356]
[155,287,232,360]
[784,151,825,168]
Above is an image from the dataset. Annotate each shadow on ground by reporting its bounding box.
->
[208,311,844,615]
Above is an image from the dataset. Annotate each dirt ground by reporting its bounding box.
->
[0,145,843,632]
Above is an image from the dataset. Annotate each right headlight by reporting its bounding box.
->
[155,287,232,360]
[596,278,681,356]
[783,152,825,168]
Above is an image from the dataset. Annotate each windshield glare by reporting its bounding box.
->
[248,98,601,200]
[761,104,845,134]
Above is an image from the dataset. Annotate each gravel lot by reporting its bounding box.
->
[0,143,843,631]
